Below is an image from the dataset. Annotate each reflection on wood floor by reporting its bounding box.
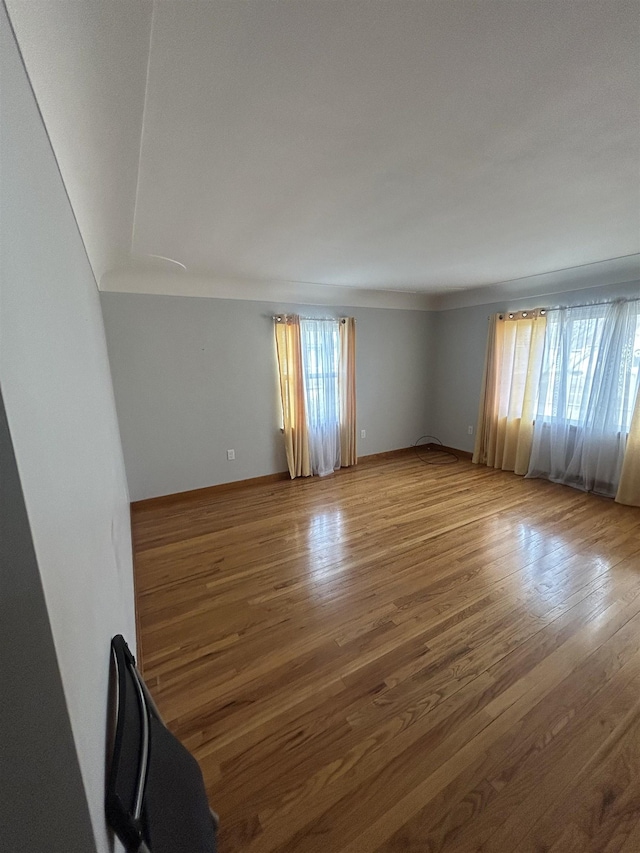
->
[132,452,640,852]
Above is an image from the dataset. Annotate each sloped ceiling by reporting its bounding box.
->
[5,0,153,282]
[7,0,640,304]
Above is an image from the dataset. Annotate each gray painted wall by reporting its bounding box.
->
[0,388,96,853]
[1,7,135,850]
[100,293,435,500]
[101,279,640,501]
[433,279,640,453]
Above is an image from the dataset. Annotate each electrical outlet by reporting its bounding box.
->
[227,449,235,460]
[360,429,366,439]
[467,425,474,435]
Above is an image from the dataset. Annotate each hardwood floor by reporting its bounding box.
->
[132,453,640,852]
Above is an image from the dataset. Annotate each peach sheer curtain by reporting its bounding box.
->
[616,388,640,507]
[274,316,311,479]
[339,317,357,468]
[473,311,547,474]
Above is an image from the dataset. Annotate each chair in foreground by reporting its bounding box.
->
[106,634,218,853]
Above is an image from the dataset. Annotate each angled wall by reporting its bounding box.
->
[0,6,135,850]
[0,388,96,852]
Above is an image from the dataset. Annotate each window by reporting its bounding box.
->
[300,319,341,476]
[474,298,640,501]
[274,315,357,479]
[300,320,340,431]
[539,302,640,432]
[528,298,640,497]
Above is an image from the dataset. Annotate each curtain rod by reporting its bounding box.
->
[272,315,352,322]
[543,295,639,312]
[498,295,639,320]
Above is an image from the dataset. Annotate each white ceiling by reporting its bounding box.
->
[6,0,153,281]
[7,0,640,304]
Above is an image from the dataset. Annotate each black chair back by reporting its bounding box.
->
[106,635,217,853]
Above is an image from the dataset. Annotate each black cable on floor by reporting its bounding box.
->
[412,435,459,465]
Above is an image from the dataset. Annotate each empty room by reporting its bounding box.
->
[2,1,640,852]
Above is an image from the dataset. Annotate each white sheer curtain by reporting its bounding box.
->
[526,300,640,497]
[300,319,341,477]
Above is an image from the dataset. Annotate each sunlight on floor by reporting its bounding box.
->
[306,508,346,583]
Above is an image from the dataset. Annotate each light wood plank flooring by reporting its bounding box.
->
[132,453,640,852]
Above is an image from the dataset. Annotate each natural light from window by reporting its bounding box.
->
[540,304,640,431]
